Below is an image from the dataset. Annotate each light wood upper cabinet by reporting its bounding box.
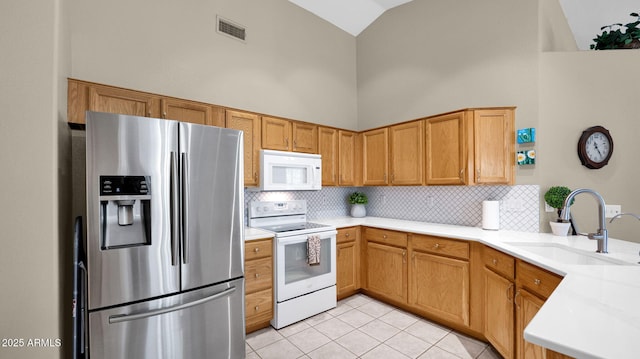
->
[362,128,389,186]
[261,116,291,151]
[226,110,261,187]
[473,109,515,185]
[338,130,359,186]
[425,112,470,185]
[318,127,338,186]
[292,122,318,153]
[390,121,424,185]
[161,98,224,127]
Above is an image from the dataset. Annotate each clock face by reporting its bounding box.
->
[577,126,613,169]
[585,132,611,163]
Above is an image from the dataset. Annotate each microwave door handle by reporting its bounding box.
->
[181,152,189,265]
[170,152,179,266]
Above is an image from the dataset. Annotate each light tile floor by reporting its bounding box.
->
[246,294,502,359]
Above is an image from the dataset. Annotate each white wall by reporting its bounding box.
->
[539,50,640,241]
[0,0,69,358]
[69,0,358,130]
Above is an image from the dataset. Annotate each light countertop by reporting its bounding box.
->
[310,216,640,359]
[245,227,275,241]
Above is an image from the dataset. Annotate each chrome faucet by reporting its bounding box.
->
[609,212,640,223]
[560,188,608,253]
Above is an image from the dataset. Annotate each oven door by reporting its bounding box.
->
[275,230,337,302]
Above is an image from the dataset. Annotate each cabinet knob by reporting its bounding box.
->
[434,243,440,249]
[534,278,541,285]
[255,306,259,312]
[254,247,260,253]
[162,112,167,118]
[383,234,387,239]
[255,273,260,278]
[345,233,350,237]
[492,258,498,265]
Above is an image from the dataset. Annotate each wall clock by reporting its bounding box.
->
[577,125,613,169]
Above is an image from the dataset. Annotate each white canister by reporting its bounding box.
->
[482,200,500,230]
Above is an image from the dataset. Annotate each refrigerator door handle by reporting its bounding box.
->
[108,286,237,324]
[181,152,189,264]
[170,152,179,266]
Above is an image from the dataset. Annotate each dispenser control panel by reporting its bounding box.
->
[100,176,149,196]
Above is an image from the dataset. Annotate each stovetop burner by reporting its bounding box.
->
[248,200,335,237]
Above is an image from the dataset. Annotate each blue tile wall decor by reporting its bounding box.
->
[517,128,536,143]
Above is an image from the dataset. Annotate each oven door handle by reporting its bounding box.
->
[276,231,337,245]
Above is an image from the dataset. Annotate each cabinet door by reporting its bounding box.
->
[262,116,291,151]
[226,110,261,186]
[338,130,357,186]
[362,128,389,185]
[292,122,318,153]
[161,98,213,126]
[337,240,358,298]
[390,121,424,185]
[516,289,545,359]
[484,268,515,359]
[409,251,469,326]
[473,109,514,184]
[89,85,160,119]
[425,111,470,185]
[318,127,338,186]
[366,241,407,304]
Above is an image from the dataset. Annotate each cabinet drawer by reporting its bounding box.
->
[364,227,407,247]
[483,246,515,280]
[412,235,469,260]
[337,227,358,244]
[245,238,272,261]
[245,257,272,294]
[245,288,273,323]
[516,260,562,299]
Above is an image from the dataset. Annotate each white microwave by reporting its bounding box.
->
[260,150,322,191]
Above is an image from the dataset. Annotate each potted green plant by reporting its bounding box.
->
[544,186,574,236]
[348,191,368,218]
[591,12,640,50]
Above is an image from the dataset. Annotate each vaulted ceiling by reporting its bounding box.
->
[289,0,639,50]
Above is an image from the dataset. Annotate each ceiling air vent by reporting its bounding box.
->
[217,16,246,42]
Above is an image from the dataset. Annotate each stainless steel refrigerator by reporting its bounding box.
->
[85,111,245,358]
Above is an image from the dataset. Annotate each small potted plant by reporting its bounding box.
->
[591,12,640,50]
[348,192,368,218]
[544,186,574,236]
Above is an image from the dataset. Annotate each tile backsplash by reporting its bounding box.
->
[245,185,539,232]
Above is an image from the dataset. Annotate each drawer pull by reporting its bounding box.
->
[492,258,498,265]
[534,279,541,285]
[255,306,259,312]
[383,234,387,239]
[434,243,440,249]
[255,273,260,278]
[506,283,514,301]
[254,247,260,253]
[345,233,350,237]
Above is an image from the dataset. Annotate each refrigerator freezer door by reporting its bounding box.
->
[179,123,244,290]
[86,112,180,309]
[88,278,245,359]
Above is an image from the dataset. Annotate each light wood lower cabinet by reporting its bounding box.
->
[336,227,360,299]
[409,235,470,327]
[363,228,407,304]
[484,267,515,358]
[244,238,273,334]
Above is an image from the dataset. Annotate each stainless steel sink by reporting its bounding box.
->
[504,242,632,265]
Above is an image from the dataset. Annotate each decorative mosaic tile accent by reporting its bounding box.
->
[244,185,539,232]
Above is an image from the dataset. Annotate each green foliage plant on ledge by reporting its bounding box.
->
[544,186,573,220]
[348,192,368,205]
[591,12,640,50]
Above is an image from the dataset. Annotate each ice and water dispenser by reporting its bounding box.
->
[99,175,151,249]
